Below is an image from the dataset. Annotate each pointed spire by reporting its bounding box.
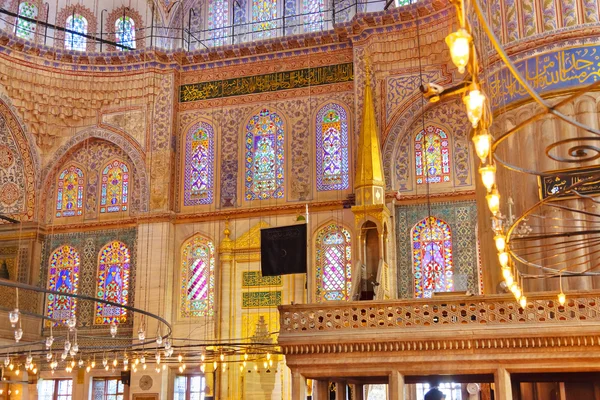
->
[354,59,386,192]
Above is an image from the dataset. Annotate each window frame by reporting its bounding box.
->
[91,377,125,400]
[174,374,206,400]
[38,378,73,400]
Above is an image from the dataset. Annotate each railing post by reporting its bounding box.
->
[150,3,154,48]
[332,3,336,25]
[282,13,286,36]
[100,9,107,52]
[43,2,49,45]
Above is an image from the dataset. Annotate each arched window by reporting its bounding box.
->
[303,0,325,31]
[252,0,277,37]
[46,246,79,324]
[65,14,88,51]
[411,216,454,298]
[95,241,130,324]
[184,122,214,206]
[245,109,284,200]
[56,165,84,218]
[15,2,38,40]
[100,160,129,213]
[180,235,215,317]
[208,0,229,46]
[414,126,450,185]
[115,16,135,49]
[315,223,352,302]
[316,104,349,191]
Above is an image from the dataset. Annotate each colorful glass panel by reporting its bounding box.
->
[395,0,415,5]
[46,246,79,324]
[415,125,450,184]
[15,2,38,40]
[252,0,277,37]
[245,109,285,200]
[115,16,135,49]
[65,14,87,51]
[208,0,229,46]
[56,166,84,218]
[95,241,130,324]
[411,216,454,298]
[315,223,352,302]
[303,0,324,31]
[180,236,215,317]
[184,122,214,206]
[100,160,129,213]
[316,104,349,191]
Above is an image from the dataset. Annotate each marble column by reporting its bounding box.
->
[494,367,513,400]
[335,381,347,400]
[314,379,330,400]
[388,371,405,400]
[292,371,307,400]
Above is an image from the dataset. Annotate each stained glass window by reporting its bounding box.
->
[316,104,349,191]
[15,1,38,40]
[415,126,450,184]
[115,16,135,49]
[100,160,129,213]
[180,235,215,317]
[46,246,79,324]
[395,0,415,5]
[65,14,87,51]
[303,0,324,31]
[245,109,285,200]
[56,165,84,218]
[252,0,277,37]
[184,122,214,206]
[95,241,130,324]
[208,0,229,46]
[411,216,454,298]
[315,223,352,302]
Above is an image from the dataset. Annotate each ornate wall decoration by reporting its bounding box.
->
[54,4,97,52]
[242,271,282,287]
[241,291,282,308]
[387,98,472,192]
[315,103,350,192]
[46,245,79,324]
[180,234,215,317]
[314,222,352,302]
[101,108,147,150]
[179,63,353,103]
[184,121,215,206]
[94,241,131,324]
[0,98,37,220]
[384,71,441,125]
[395,200,478,298]
[40,228,137,330]
[40,127,148,221]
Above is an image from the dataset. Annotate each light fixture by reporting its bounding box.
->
[486,186,500,215]
[558,292,566,305]
[463,84,486,128]
[143,363,147,370]
[240,364,244,372]
[162,364,166,371]
[91,359,96,368]
[67,317,77,331]
[110,321,118,338]
[498,252,509,268]
[140,355,145,365]
[14,328,23,343]
[263,361,268,369]
[9,309,19,327]
[4,355,9,367]
[155,352,161,365]
[219,353,224,362]
[513,286,522,300]
[46,353,52,361]
[86,365,91,373]
[200,363,206,373]
[494,234,506,252]
[266,353,271,361]
[64,340,71,352]
[504,274,514,287]
[178,366,183,373]
[479,164,496,192]
[213,361,217,371]
[178,354,183,363]
[102,356,108,368]
[243,352,248,361]
[45,335,54,349]
[519,296,527,308]
[164,339,172,350]
[15,368,20,376]
[268,359,273,367]
[137,327,146,341]
[61,352,68,361]
[472,129,492,162]
[243,360,247,368]
[445,28,471,74]
[8,363,13,371]
[201,352,205,362]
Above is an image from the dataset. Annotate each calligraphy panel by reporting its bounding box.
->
[538,167,600,201]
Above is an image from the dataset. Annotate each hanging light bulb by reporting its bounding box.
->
[253,363,258,372]
[46,353,52,361]
[123,357,129,367]
[8,309,19,327]
[67,317,77,331]
[45,336,54,349]
[479,164,496,192]
[182,364,186,371]
[498,252,509,268]
[162,364,167,371]
[156,335,163,346]
[138,327,146,341]
[4,355,9,367]
[71,360,76,368]
[164,339,171,350]
[558,292,566,305]
[445,28,471,74]
[14,328,23,343]
[61,352,68,361]
[486,186,500,215]
[519,296,527,308]
[26,354,32,366]
[105,365,109,371]
[243,360,247,368]
[513,286,522,300]
[494,234,506,252]
[91,359,96,368]
[501,267,511,280]
[178,354,183,363]
[201,352,205,362]
[178,366,183,373]
[165,347,173,357]
[15,368,20,376]
[113,354,118,367]
[102,356,108,368]
[213,361,217,371]
[243,352,248,361]
[69,348,76,357]
[86,365,91,373]
[472,129,492,162]
[240,364,244,372]
[219,353,224,362]
[140,355,146,364]
[110,321,118,338]
[143,363,147,370]
[9,362,14,370]
[268,359,273,367]
[155,352,161,365]
[32,367,37,374]
[504,274,514,287]
[64,340,71,352]
[155,366,161,373]
[200,363,206,373]
[77,359,83,368]
[509,282,518,295]
[266,353,271,361]
[263,361,268,369]
[464,84,486,128]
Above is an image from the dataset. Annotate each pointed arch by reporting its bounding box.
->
[315,222,352,302]
[95,241,131,324]
[55,164,85,218]
[184,120,215,206]
[55,4,96,51]
[316,103,349,191]
[99,159,130,213]
[106,6,144,51]
[414,125,450,185]
[65,14,88,51]
[180,234,215,317]
[244,108,285,201]
[46,245,79,324]
[411,216,454,298]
